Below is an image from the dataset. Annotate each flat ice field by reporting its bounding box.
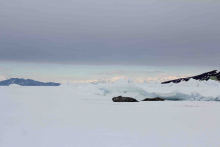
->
[1,79,220,147]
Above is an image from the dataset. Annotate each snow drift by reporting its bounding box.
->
[60,78,220,101]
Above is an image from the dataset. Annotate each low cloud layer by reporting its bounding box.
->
[0,0,219,66]
[0,75,7,81]
[70,74,190,84]
[94,70,165,75]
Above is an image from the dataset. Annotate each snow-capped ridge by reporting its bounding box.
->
[162,70,220,84]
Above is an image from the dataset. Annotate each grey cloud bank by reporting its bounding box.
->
[94,70,165,75]
[0,0,219,66]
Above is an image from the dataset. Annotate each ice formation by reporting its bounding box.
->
[60,78,220,101]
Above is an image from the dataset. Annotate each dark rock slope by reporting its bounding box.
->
[0,78,60,86]
[162,70,220,84]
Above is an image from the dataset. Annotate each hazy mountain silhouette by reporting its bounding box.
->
[0,78,60,86]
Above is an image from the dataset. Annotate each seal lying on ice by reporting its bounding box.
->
[112,96,139,102]
[142,97,164,101]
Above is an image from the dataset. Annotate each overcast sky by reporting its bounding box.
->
[0,0,219,82]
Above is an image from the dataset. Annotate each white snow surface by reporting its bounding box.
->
[87,78,220,101]
[1,79,220,146]
[8,84,22,88]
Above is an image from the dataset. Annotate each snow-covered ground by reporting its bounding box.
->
[1,79,220,147]
[63,78,220,101]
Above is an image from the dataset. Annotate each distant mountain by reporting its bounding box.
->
[162,70,220,84]
[90,79,110,84]
[0,78,61,86]
[88,77,134,85]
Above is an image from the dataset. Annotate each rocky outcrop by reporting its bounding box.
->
[162,70,220,84]
[142,97,164,101]
[112,96,139,102]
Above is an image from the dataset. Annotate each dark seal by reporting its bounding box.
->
[142,97,164,101]
[112,96,139,102]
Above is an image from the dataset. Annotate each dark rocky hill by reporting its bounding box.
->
[162,70,220,84]
[0,78,60,86]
